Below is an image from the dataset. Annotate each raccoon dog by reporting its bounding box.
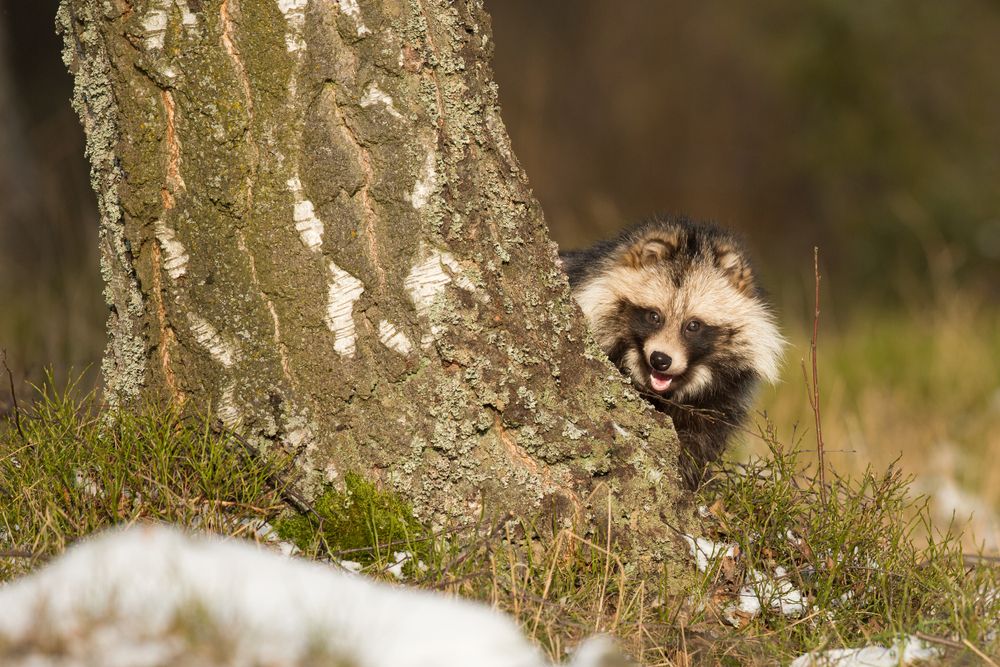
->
[560,217,784,488]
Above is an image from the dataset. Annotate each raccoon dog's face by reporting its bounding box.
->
[572,223,783,403]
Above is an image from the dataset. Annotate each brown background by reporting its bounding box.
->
[2,0,999,401]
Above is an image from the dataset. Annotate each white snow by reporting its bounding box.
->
[287,175,324,250]
[918,444,1000,552]
[154,221,189,280]
[339,559,363,574]
[682,534,736,573]
[243,519,300,557]
[378,320,414,356]
[361,83,404,119]
[722,566,806,625]
[789,635,941,667]
[387,551,413,580]
[0,525,617,667]
[187,313,238,368]
[325,262,365,357]
[682,535,807,625]
[409,149,438,210]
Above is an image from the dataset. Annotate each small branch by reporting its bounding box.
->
[912,632,963,650]
[961,553,1000,566]
[219,425,321,522]
[0,549,35,559]
[1,350,29,445]
[962,638,999,667]
[435,511,512,584]
[805,248,827,504]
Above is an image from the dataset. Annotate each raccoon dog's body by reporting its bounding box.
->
[561,217,784,488]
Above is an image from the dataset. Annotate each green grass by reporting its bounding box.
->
[1,377,998,664]
[751,292,1000,552]
[0,375,288,581]
[694,442,1000,664]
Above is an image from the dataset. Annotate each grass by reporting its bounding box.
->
[0,375,288,581]
[750,291,1000,552]
[1,374,998,665]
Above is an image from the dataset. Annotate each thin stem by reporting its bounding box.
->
[810,247,826,503]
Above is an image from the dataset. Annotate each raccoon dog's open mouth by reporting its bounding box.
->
[649,371,674,393]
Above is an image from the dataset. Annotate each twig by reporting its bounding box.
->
[1,350,29,445]
[436,512,512,583]
[221,426,321,521]
[184,495,278,515]
[331,523,467,559]
[804,248,827,504]
[961,553,1000,566]
[962,638,999,666]
[531,529,565,635]
[0,549,35,559]
[913,632,963,650]
[425,568,493,590]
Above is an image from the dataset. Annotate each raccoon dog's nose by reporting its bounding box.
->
[649,351,672,372]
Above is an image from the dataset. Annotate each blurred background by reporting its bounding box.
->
[1,2,998,547]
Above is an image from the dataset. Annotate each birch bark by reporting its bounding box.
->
[58,0,692,572]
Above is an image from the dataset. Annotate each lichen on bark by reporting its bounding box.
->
[58,0,696,578]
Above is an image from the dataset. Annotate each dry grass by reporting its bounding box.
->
[747,290,1000,553]
[2,377,999,665]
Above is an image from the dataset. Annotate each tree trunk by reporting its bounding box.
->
[57,0,692,573]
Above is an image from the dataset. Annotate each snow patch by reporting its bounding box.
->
[187,313,238,368]
[244,519,300,557]
[378,320,414,356]
[723,566,806,625]
[361,83,404,119]
[790,635,941,667]
[325,262,365,357]
[154,222,189,280]
[408,149,438,210]
[287,175,324,250]
[339,559,363,574]
[682,534,737,573]
[0,525,616,667]
[337,0,371,37]
[386,551,412,580]
[918,444,1000,551]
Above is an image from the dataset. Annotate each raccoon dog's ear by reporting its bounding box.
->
[623,232,679,269]
[713,242,755,294]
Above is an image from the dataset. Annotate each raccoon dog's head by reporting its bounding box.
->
[572,219,784,404]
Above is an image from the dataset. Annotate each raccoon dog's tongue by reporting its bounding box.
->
[650,371,673,393]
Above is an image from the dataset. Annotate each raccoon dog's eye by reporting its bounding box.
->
[685,319,702,333]
[645,310,662,325]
